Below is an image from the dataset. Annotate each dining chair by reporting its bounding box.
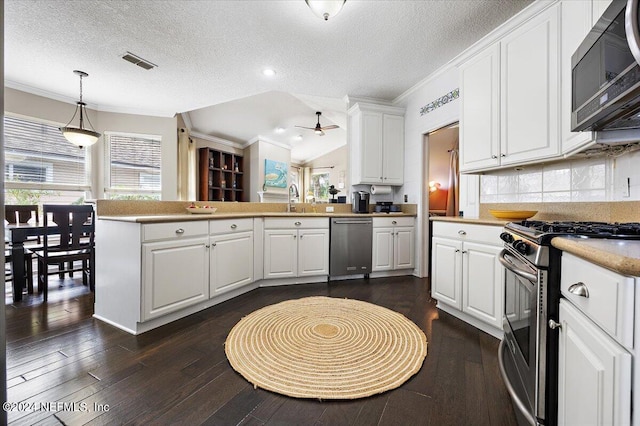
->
[4,248,34,294]
[5,205,39,295]
[29,204,95,302]
[5,205,40,242]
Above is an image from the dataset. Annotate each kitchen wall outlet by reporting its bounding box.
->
[404,194,408,202]
[325,206,334,212]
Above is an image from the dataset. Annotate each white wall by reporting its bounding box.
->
[5,88,179,200]
[394,68,460,277]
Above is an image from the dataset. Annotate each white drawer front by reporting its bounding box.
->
[209,218,253,235]
[264,217,329,229]
[372,216,414,228]
[432,221,502,244]
[142,221,208,242]
[561,253,635,350]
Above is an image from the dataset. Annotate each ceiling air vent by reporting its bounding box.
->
[122,52,157,70]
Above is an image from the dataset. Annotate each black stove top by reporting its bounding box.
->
[506,220,640,243]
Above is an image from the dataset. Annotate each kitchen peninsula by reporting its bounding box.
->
[95,200,417,334]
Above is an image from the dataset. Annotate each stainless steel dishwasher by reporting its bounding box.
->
[329,217,372,277]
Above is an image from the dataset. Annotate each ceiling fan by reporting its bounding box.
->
[295,111,339,136]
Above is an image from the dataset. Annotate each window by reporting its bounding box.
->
[105,132,162,200]
[4,115,90,205]
[310,172,330,202]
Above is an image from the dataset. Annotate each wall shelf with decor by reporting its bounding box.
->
[198,148,244,202]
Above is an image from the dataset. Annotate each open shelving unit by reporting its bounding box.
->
[198,148,244,202]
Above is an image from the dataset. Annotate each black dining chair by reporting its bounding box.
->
[4,248,34,294]
[5,205,39,294]
[28,204,95,302]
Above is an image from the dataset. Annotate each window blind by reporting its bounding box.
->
[4,115,89,189]
[106,133,161,195]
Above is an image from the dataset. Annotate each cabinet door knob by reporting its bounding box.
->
[205,244,210,249]
[230,224,237,229]
[379,177,383,180]
[212,242,216,247]
[491,155,498,159]
[568,282,590,298]
[455,249,461,253]
[500,153,506,157]
[458,230,466,235]
[548,320,562,330]
[293,235,297,239]
[175,228,185,234]
[295,221,302,226]
[300,235,303,239]
[384,177,387,180]
[392,220,397,225]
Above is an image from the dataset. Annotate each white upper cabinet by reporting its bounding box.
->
[561,0,597,155]
[459,3,563,172]
[500,3,560,165]
[459,43,501,171]
[349,102,405,185]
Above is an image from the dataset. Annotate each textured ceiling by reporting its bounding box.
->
[5,0,532,162]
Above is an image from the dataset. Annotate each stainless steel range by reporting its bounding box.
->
[497,220,640,426]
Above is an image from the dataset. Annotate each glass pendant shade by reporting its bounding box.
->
[60,70,101,148]
[305,0,345,21]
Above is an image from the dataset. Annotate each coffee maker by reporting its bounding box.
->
[352,191,370,213]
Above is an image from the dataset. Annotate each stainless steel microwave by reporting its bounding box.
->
[572,0,640,133]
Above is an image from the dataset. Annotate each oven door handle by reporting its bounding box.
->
[498,339,537,426]
[498,249,538,282]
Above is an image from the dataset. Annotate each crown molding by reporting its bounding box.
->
[5,80,176,118]
[189,131,244,149]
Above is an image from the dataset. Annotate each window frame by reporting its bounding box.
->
[3,113,92,194]
[103,131,162,199]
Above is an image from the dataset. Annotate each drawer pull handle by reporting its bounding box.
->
[230,224,237,229]
[175,228,185,234]
[392,220,397,225]
[212,243,216,247]
[458,230,466,235]
[462,250,467,254]
[295,221,302,226]
[548,320,562,330]
[455,249,460,253]
[568,282,590,298]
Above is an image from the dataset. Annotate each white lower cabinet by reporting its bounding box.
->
[558,252,635,426]
[431,221,503,331]
[263,218,329,279]
[558,299,631,426]
[210,231,253,296]
[142,230,209,322]
[372,217,415,272]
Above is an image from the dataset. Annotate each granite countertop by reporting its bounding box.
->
[98,212,417,224]
[429,216,509,226]
[552,237,640,277]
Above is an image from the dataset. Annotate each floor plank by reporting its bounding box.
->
[5,276,517,425]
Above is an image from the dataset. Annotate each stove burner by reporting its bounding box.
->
[517,220,640,237]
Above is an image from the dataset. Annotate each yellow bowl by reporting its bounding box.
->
[489,209,537,220]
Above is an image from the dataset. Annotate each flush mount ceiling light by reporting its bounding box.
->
[305,0,346,21]
[262,68,276,77]
[59,70,101,148]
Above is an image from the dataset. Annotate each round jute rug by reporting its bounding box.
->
[224,296,427,400]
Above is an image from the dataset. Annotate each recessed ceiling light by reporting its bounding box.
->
[262,68,276,77]
[275,127,286,133]
[295,134,303,141]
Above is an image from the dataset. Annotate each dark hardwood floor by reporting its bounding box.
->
[5,276,517,425]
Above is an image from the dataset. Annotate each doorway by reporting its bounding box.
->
[427,123,459,217]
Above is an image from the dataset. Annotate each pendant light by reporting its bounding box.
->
[60,70,101,148]
[305,0,345,21]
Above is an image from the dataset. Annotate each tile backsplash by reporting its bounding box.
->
[480,149,640,203]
